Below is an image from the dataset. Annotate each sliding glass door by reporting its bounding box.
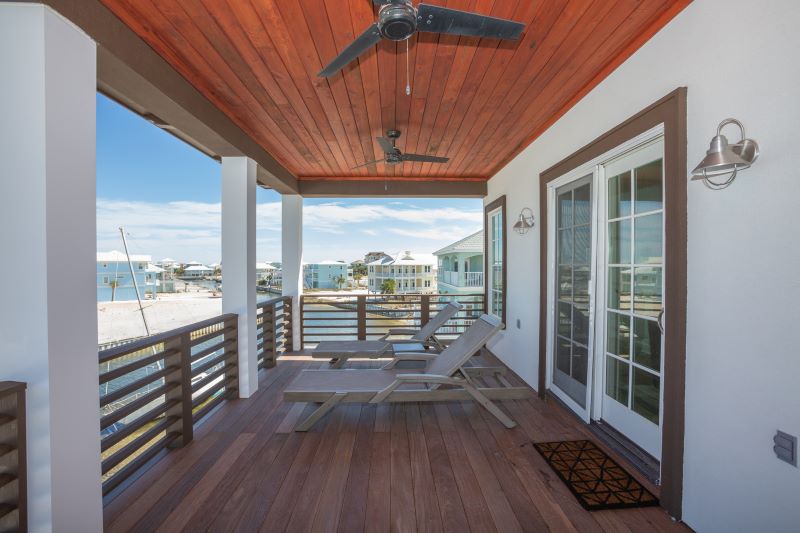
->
[547,135,665,459]
[552,176,593,413]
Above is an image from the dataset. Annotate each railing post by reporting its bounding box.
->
[224,315,241,395]
[164,332,193,448]
[263,304,276,368]
[420,294,431,327]
[0,382,27,533]
[357,295,367,340]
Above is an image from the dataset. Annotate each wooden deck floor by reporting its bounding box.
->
[104,357,687,532]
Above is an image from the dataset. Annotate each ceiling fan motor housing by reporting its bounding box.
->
[378,1,417,41]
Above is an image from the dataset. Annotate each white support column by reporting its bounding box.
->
[0,5,102,532]
[281,195,304,349]
[221,157,258,397]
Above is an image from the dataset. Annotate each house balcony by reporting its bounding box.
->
[439,270,484,288]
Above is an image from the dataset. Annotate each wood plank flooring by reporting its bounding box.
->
[104,357,688,532]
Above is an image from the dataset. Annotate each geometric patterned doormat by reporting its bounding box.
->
[533,440,659,511]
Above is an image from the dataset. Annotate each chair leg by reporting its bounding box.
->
[462,382,517,429]
[295,392,346,431]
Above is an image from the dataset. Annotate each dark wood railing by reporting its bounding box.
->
[256,296,293,369]
[299,293,484,347]
[0,381,26,533]
[98,314,238,496]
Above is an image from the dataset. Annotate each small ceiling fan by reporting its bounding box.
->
[319,0,526,78]
[353,129,449,168]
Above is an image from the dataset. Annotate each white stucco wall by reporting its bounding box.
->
[485,1,800,531]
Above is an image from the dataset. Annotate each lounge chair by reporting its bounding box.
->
[311,301,463,368]
[380,300,463,352]
[284,314,533,431]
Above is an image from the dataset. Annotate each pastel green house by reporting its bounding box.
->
[433,230,484,295]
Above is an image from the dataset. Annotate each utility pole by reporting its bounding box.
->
[120,226,151,337]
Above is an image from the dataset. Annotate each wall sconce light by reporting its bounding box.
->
[513,208,535,235]
[691,118,759,190]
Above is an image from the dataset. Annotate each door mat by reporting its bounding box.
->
[532,440,659,511]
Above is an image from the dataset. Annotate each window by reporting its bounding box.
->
[485,196,506,324]
[102,276,109,284]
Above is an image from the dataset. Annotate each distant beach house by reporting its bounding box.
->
[97,250,156,302]
[180,264,214,279]
[433,230,484,295]
[364,251,391,264]
[367,251,437,294]
[304,260,351,290]
[256,262,278,282]
[156,258,179,272]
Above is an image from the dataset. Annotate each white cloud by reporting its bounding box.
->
[97,198,482,264]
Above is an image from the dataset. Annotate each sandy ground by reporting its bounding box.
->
[98,291,222,344]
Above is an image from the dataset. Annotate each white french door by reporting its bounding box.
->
[547,130,665,459]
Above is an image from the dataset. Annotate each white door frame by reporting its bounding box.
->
[545,124,665,425]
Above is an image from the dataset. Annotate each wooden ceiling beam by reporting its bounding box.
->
[297,180,486,198]
[28,0,299,193]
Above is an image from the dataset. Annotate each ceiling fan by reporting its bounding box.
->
[319,0,526,78]
[353,129,449,168]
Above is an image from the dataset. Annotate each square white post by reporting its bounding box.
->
[281,195,304,349]
[0,5,102,531]
[221,157,258,397]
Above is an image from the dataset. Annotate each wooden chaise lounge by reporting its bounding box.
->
[285,314,534,431]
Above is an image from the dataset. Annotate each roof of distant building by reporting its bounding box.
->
[256,262,277,270]
[368,251,437,266]
[97,250,151,263]
[184,264,213,271]
[433,230,484,256]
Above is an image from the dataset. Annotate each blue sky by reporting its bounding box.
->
[96,94,482,264]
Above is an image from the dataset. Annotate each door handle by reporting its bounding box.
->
[657,308,665,334]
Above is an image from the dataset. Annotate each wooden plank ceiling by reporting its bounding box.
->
[99,0,689,182]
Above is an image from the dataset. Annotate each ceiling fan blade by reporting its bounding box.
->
[319,23,382,77]
[352,158,386,169]
[400,153,450,163]
[376,136,396,153]
[416,4,525,40]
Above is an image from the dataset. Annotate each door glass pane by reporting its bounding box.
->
[574,184,591,225]
[556,337,571,374]
[634,159,663,213]
[558,192,572,228]
[608,220,631,264]
[632,367,660,424]
[557,301,572,337]
[558,266,573,302]
[607,312,630,359]
[559,229,573,264]
[608,267,631,311]
[634,214,662,264]
[633,267,662,317]
[633,317,661,372]
[606,357,629,406]
[572,344,588,385]
[608,171,631,219]
[574,226,591,264]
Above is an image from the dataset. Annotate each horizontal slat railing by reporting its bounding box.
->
[300,293,484,347]
[0,382,26,533]
[256,296,293,368]
[98,313,238,496]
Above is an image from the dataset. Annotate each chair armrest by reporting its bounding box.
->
[394,373,460,385]
[370,372,460,403]
[381,352,436,369]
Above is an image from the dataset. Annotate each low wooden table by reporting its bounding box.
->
[311,340,392,368]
